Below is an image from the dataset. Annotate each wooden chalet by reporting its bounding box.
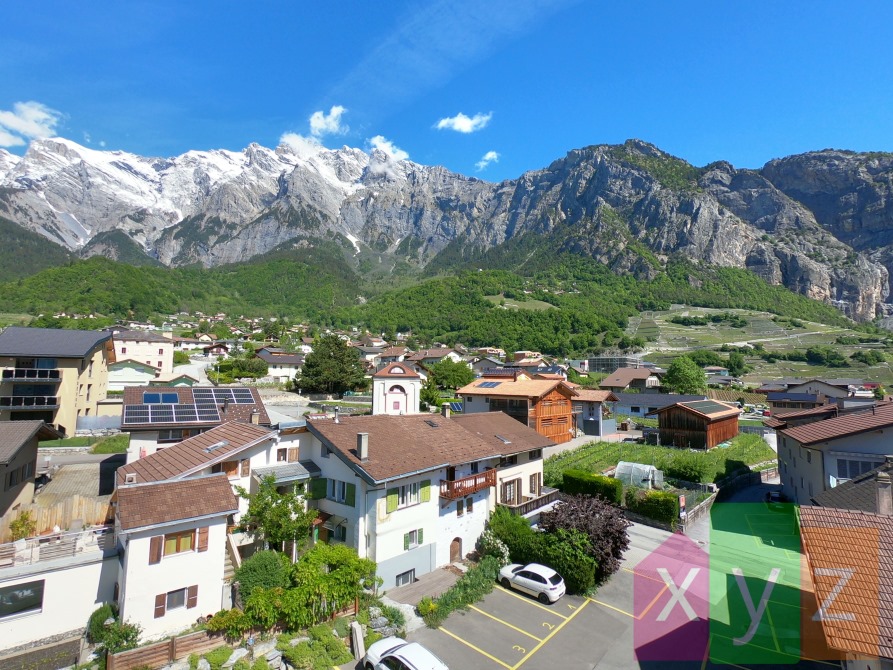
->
[647,399,740,450]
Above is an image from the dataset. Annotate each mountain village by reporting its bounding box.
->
[0,315,890,670]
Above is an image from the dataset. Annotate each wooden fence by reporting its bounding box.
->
[107,630,226,670]
[0,495,113,543]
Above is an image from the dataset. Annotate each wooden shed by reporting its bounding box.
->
[647,399,740,450]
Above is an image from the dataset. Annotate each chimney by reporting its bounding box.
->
[250,409,260,425]
[357,432,369,460]
[877,471,893,516]
[334,408,340,424]
[222,398,229,415]
[441,404,451,418]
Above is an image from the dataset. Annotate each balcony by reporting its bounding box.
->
[440,469,497,500]
[2,368,61,382]
[0,525,116,572]
[0,396,60,409]
[498,486,560,517]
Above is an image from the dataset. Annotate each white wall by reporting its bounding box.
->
[108,363,157,392]
[435,487,489,567]
[0,556,116,649]
[115,339,174,376]
[119,517,228,641]
[127,430,162,463]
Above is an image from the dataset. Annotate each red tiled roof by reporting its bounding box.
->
[308,411,552,483]
[457,377,577,399]
[779,402,893,445]
[406,348,455,361]
[573,389,618,403]
[600,367,659,388]
[372,362,420,379]
[116,474,239,530]
[799,506,893,658]
[116,421,275,484]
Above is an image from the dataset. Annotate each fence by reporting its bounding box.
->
[107,630,226,670]
[0,525,115,571]
[0,495,113,543]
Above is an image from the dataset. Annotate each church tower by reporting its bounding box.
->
[372,363,422,415]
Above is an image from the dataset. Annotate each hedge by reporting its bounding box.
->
[562,469,623,505]
[624,488,678,524]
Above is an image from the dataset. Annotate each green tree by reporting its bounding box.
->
[727,351,749,376]
[429,358,474,390]
[236,476,317,552]
[297,335,365,395]
[663,356,707,394]
[420,376,441,408]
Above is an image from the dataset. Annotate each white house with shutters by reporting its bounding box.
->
[305,408,555,589]
[114,474,239,641]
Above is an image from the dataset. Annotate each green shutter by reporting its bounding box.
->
[310,478,328,500]
[345,483,356,507]
[386,488,398,513]
[420,480,431,502]
[417,528,424,546]
[404,532,410,551]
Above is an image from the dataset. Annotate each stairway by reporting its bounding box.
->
[223,546,235,582]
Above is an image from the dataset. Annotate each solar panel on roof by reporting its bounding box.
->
[161,392,179,404]
[682,400,737,415]
[478,381,502,388]
[449,402,463,413]
[143,392,161,404]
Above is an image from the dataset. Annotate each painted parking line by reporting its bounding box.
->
[438,626,513,670]
[512,598,591,670]
[468,605,543,642]
[493,584,569,619]
[589,584,667,621]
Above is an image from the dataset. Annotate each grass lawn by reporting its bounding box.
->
[40,434,130,454]
[484,294,556,311]
[544,434,776,486]
[41,437,93,447]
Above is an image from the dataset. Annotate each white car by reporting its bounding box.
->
[499,562,566,603]
[363,636,448,670]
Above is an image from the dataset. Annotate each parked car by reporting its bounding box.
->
[363,636,448,670]
[762,409,771,416]
[498,562,566,603]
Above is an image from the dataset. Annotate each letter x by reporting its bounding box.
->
[656,567,700,621]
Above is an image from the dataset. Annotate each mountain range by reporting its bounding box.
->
[1,137,891,322]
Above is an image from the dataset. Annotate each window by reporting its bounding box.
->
[333,524,347,542]
[154,585,198,618]
[528,449,542,460]
[631,406,640,414]
[277,448,288,462]
[121,347,127,354]
[467,397,473,403]
[403,528,423,550]
[86,384,92,402]
[212,461,240,477]
[164,530,194,556]
[470,461,479,474]
[167,588,186,610]
[807,451,811,464]
[88,361,93,377]
[328,479,355,504]
[0,580,44,620]
[158,361,162,368]
[398,482,420,508]
[837,458,884,481]
[501,479,520,505]
[158,348,164,355]
[530,472,542,496]
[501,455,517,467]
[465,496,473,513]
[395,569,415,587]
[457,499,465,517]
[321,446,330,459]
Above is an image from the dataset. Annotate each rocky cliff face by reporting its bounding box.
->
[1,137,891,321]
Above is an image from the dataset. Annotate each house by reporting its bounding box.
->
[703,365,729,377]
[767,392,822,414]
[305,407,555,589]
[202,343,230,357]
[763,404,840,430]
[255,347,304,384]
[172,337,204,352]
[457,371,578,444]
[470,356,504,376]
[108,359,161,391]
[114,475,239,641]
[112,330,174,377]
[405,348,463,372]
[0,327,115,436]
[600,367,663,393]
[572,389,619,437]
[0,421,62,518]
[371,363,422,416]
[510,352,548,375]
[149,373,200,387]
[612,392,707,418]
[587,354,644,373]
[120,386,272,462]
[775,403,893,504]
[812,457,893,512]
[646,400,740,450]
[378,346,409,367]
[799,504,893,670]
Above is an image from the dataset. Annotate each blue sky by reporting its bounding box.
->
[1,1,891,181]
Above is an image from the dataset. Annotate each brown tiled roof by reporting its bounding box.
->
[308,411,552,483]
[406,348,455,361]
[799,506,893,658]
[779,402,893,445]
[379,346,408,358]
[113,330,171,344]
[812,459,893,512]
[116,421,275,485]
[373,362,420,379]
[116,474,239,531]
[599,367,659,388]
[457,377,576,399]
[121,385,271,429]
[573,389,618,403]
[0,421,62,464]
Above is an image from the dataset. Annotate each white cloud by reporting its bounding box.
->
[278,132,325,159]
[0,101,64,147]
[475,150,500,171]
[369,135,409,162]
[83,131,92,144]
[436,112,492,134]
[309,105,348,137]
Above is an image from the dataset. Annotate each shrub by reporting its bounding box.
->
[206,608,251,640]
[364,630,383,648]
[416,596,437,618]
[250,660,268,670]
[98,620,142,654]
[422,556,501,628]
[661,452,708,483]
[561,469,623,505]
[539,529,597,594]
[234,550,291,599]
[188,653,200,670]
[204,646,236,670]
[475,528,510,566]
[333,616,351,638]
[381,604,406,627]
[9,510,36,541]
[486,506,539,563]
[87,603,116,644]
[233,659,251,670]
[625,488,679,525]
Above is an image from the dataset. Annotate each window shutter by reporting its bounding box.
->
[186,585,198,609]
[420,480,431,502]
[197,526,209,552]
[417,528,424,546]
[310,478,328,500]
[403,532,410,551]
[345,483,356,507]
[149,536,162,564]
[240,459,250,477]
[386,488,399,513]
[288,447,299,462]
[154,593,166,618]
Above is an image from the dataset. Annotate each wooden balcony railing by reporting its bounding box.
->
[440,469,496,499]
[498,486,560,516]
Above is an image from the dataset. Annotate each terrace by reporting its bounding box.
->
[0,525,116,572]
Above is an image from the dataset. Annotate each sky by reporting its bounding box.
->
[1,1,891,182]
